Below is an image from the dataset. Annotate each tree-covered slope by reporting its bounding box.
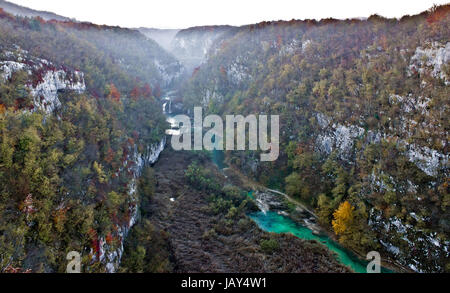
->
[0,10,169,272]
[180,5,450,272]
[0,0,70,21]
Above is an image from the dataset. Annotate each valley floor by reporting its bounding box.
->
[132,146,351,273]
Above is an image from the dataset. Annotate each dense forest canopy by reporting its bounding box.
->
[0,2,448,273]
[0,8,170,272]
[180,5,449,272]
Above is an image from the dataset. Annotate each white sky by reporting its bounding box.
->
[7,0,449,29]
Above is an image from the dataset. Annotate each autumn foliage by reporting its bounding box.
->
[130,86,141,101]
[142,83,152,97]
[427,4,450,24]
[332,201,355,236]
[130,83,154,100]
[108,83,121,102]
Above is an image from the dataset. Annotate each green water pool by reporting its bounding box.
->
[249,211,392,273]
[209,149,392,273]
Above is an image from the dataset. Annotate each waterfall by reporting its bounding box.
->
[162,97,172,114]
[256,198,270,215]
[253,191,281,215]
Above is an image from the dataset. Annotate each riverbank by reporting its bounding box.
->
[217,156,406,273]
[153,93,395,273]
[125,146,351,273]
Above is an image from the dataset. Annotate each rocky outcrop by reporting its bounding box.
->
[92,137,166,273]
[405,144,447,177]
[153,58,184,87]
[0,60,26,81]
[31,69,85,113]
[226,56,252,85]
[0,45,86,113]
[316,123,365,159]
[314,110,449,271]
[315,112,448,177]
[369,209,449,272]
[409,41,450,84]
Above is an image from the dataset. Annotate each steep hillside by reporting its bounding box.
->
[64,25,184,89]
[119,147,351,273]
[0,4,353,275]
[169,25,235,74]
[0,0,70,21]
[180,5,450,272]
[0,10,168,272]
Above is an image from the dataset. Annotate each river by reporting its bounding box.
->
[249,211,392,273]
[162,94,392,273]
[212,145,392,273]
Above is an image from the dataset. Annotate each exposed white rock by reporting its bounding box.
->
[302,40,312,52]
[227,61,251,84]
[369,209,449,272]
[140,137,166,167]
[316,112,331,129]
[369,170,396,193]
[103,137,166,273]
[153,58,184,86]
[316,119,364,159]
[279,39,300,56]
[31,70,86,113]
[406,144,447,177]
[407,180,419,193]
[389,94,430,115]
[409,41,450,83]
[1,47,86,114]
[316,110,447,177]
[202,86,223,107]
[0,60,26,81]
[380,239,400,256]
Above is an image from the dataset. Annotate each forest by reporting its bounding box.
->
[0,2,448,273]
[180,5,449,272]
[0,9,169,272]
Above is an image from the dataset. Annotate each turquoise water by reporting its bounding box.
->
[209,149,391,273]
[249,211,392,273]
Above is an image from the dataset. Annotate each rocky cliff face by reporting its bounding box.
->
[409,41,450,84]
[0,45,86,113]
[152,58,185,87]
[310,42,449,272]
[314,110,449,272]
[93,137,166,273]
[1,44,168,273]
[179,11,450,271]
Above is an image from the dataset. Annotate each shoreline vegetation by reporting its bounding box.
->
[0,1,448,273]
[219,155,406,273]
[119,146,351,273]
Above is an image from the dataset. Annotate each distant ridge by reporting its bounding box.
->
[0,0,71,21]
[138,28,180,52]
